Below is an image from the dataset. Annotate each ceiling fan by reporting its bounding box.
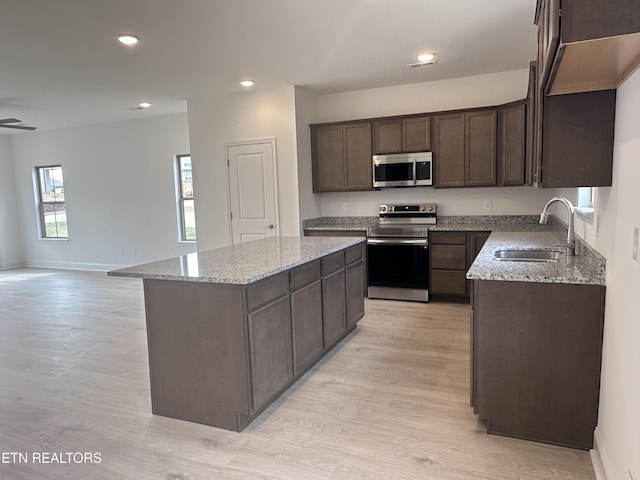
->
[0,118,36,131]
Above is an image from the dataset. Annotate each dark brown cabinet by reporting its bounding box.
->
[345,245,365,330]
[536,0,640,95]
[432,110,497,188]
[429,232,467,296]
[497,101,526,186]
[322,252,347,348]
[430,231,489,299]
[372,115,431,154]
[290,261,323,375]
[311,122,372,192]
[472,279,605,450]
[540,90,616,187]
[247,295,293,411]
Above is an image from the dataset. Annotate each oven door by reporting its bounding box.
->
[367,238,429,302]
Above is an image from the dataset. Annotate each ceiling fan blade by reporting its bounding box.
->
[0,124,36,131]
[0,118,22,124]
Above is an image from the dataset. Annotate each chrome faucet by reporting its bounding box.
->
[539,196,576,256]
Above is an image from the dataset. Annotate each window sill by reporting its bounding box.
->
[38,237,69,242]
[177,240,197,245]
[575,207,594,223]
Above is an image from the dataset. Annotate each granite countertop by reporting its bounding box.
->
[302,215,606,286]
[466,231,606,286]
[303,216,378,231]
[108,236,365,285]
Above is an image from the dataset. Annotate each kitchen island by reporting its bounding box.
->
[109,236,366,432]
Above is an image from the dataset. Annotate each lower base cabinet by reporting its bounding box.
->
[472,280,605,450]
[248,296,293,410]
[322,269,347,348]
[291,280,323,375]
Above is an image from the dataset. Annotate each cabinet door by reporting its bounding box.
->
[466,232,490,269]
[541,90,615,187]
[403,116,431,152]
[322,269,346,348]
[372,119,402,154]
[498,103,526,186]
[312,125,345,192]
[291,280,324,375]
[526,62,537,185]
[247,296,293,412]
[433,113,465,187]
[430,270,467,296]
[465,110,497,186]
[430,245,466,270]
[345,122,373,190]
[346,261,364,330]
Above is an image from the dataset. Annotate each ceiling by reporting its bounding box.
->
[0,0,537,133]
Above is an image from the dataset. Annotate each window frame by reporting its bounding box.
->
[34,165,68,239]
[174,154,196,242]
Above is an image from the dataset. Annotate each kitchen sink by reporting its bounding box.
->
[493,249,560,262]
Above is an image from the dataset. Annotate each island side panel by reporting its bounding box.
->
[143,279,250,431]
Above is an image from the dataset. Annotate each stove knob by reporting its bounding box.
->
[420,205,426,212]
[427,205,435,213]
[380,205,388,213]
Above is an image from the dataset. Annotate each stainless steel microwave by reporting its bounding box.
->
[372,152,433,188]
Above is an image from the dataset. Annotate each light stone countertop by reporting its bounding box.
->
[466,231,606,286]
[302,215,606,286]
[108,236,365,285]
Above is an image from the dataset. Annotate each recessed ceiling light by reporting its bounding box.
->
[138,102,151,108]
[417,53,435,63]
[240,80,255,87]
[118,34,139,45]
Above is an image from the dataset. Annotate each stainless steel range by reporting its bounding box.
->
[367,204,436,302]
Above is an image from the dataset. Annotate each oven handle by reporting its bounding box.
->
[367,238,429,246]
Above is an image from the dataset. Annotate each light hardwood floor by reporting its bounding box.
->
[0,268,595,479]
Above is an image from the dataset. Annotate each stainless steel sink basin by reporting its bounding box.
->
[493,249,560,262]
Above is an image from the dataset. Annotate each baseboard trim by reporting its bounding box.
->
[26,260,128,272]
[591,432,611,480]
[0,260,25,271]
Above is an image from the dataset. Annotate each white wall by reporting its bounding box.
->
[294,86,321,225]
[315,69,566,217]
[0,135,23,269]
[584,68,640,480]
[187,86,301,250]
[9,113,194,270]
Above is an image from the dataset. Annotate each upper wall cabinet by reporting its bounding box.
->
[497,101,527,186]
[536,0,640,95]
[372,116,431,154]
[540,89,616,188]
[311,122,373,192]
[432,109,497,188]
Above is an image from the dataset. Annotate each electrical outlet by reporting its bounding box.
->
[633,227,639,262]
[484,200,492,210]
[342,202,348,212]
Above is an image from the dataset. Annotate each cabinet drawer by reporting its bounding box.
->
[322,251,345,275]
[431,270,467,296]
[431,245,466,270]
[430,232,467,245]
[290,260,321,291]
[345,244,364,265]
[246,273,289,311]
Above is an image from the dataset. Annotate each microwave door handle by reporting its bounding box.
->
[412,160,417,185]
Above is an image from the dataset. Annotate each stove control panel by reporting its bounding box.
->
[378,204,437,215]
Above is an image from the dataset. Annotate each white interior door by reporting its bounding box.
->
[227,140,279,244]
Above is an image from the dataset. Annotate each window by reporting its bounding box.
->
[175,154,196,241]
[35,165,68,238]
[577,187,594,208]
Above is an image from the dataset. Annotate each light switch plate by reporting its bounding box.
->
[633,227,639,262]
[484,200,492,210]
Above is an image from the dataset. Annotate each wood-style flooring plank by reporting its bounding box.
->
[0,268,595,479]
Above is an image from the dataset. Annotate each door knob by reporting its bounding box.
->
[264,224,274,229]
